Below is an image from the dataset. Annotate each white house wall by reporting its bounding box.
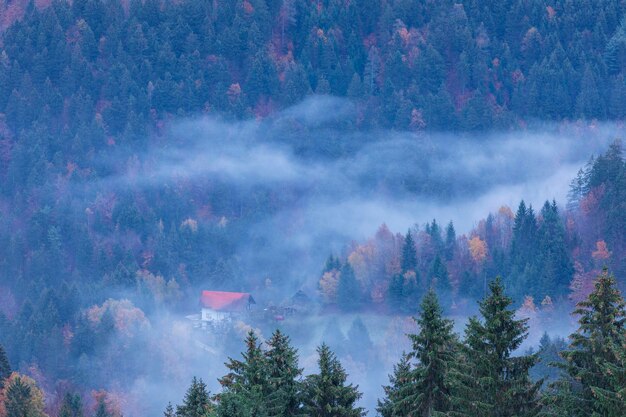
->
[201,308,227,322]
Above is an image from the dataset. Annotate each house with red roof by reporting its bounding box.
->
[200,291,256,323]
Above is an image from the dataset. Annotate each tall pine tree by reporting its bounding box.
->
[303,344,365,417]
[337,262,362,311]
[547,268,626,416]
[217,331,268,417]
[264,330,304,417]
[0,343,11,388]
[59,392,84,417]
[176,377,212,417]
[401,230,417,273]
[463,277,541,417]
[399,290,463,416]
[377,353,412,417]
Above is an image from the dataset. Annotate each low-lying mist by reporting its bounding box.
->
[23,97,623,415]
[95,96,620,289]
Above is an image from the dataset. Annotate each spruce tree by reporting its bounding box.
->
[400,290,462,416]
[59,392,84,417]
[220,331,267,391]
[377,353,412,417]
[337,262,361,311]
[401,230,417,273]
[218,331,268,416]
[0,343,11,388]
[463,277,541,417]
[426,219,444,253]
[303,344,365,417]
[429,255,451,303]
[176,377,212,417]
[94,397,112,417]
[163,402,175,417]
[401,271,421,315]
[264,330,304,417]
[510,201,538,265]
[548,268,626,416]
[444,221,456,261]
[323,255,341,273]
[535,201,573,298]
[388,273,405,312]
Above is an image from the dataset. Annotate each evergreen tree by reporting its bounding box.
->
[93,397,111,417]
[302,344,365,417]
[401,230,417,273]
[164,402,175,417]
[0,343,11,388]
[535,200,573,298]
[377,353,412,417]
[399,290,463,416]
[387,273,405,312]
[176,377,212,417]
[401,272,421,315]
[264,330,304,417]
[509,201,539,297]
[429,255,451,299]
[576,64,605,119]
[337,262,361,311]
[444,221,456,261]
[547,268,626,416]
[426,220,444,253]
[415,44,445,94]
[59,393,84,417]
[463,277,541,417]
[323,255,341,273]
[529,333,566,385]
[218,331,268,416]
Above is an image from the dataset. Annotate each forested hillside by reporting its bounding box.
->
[318,140,626,315]
[0,0,625,416]
[1,0,626,137]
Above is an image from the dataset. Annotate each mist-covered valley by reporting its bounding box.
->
[1,0,626,416]
[1,96,624,416]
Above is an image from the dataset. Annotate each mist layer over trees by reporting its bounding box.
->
[0,0,625,416]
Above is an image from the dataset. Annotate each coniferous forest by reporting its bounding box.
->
[0,0,625,416]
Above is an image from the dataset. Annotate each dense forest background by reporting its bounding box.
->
[2,0,626,133]
[0,0,625,416]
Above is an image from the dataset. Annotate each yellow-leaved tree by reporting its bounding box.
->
[468,236,488,264]
[0,373,48,417]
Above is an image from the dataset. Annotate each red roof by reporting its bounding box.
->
[200,291,255,311]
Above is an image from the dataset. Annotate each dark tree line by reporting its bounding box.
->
[1,0,625,138]
[159,269,625,417]
[1,268,623,416]
[321,141,625,313]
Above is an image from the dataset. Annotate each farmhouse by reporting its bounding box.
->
[200,290,256,323]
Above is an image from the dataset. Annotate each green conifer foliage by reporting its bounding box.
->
[463,277,541,417]
[401,231,417,273]
[217,331,268,417]
[303,344,365,417]
[0,343,11,388]
[402,290,462,416]
[264,330,304,417]
[176,377,212,417]
[377,353,412,417]
[59,393,84,417]
[548,268,626,416]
